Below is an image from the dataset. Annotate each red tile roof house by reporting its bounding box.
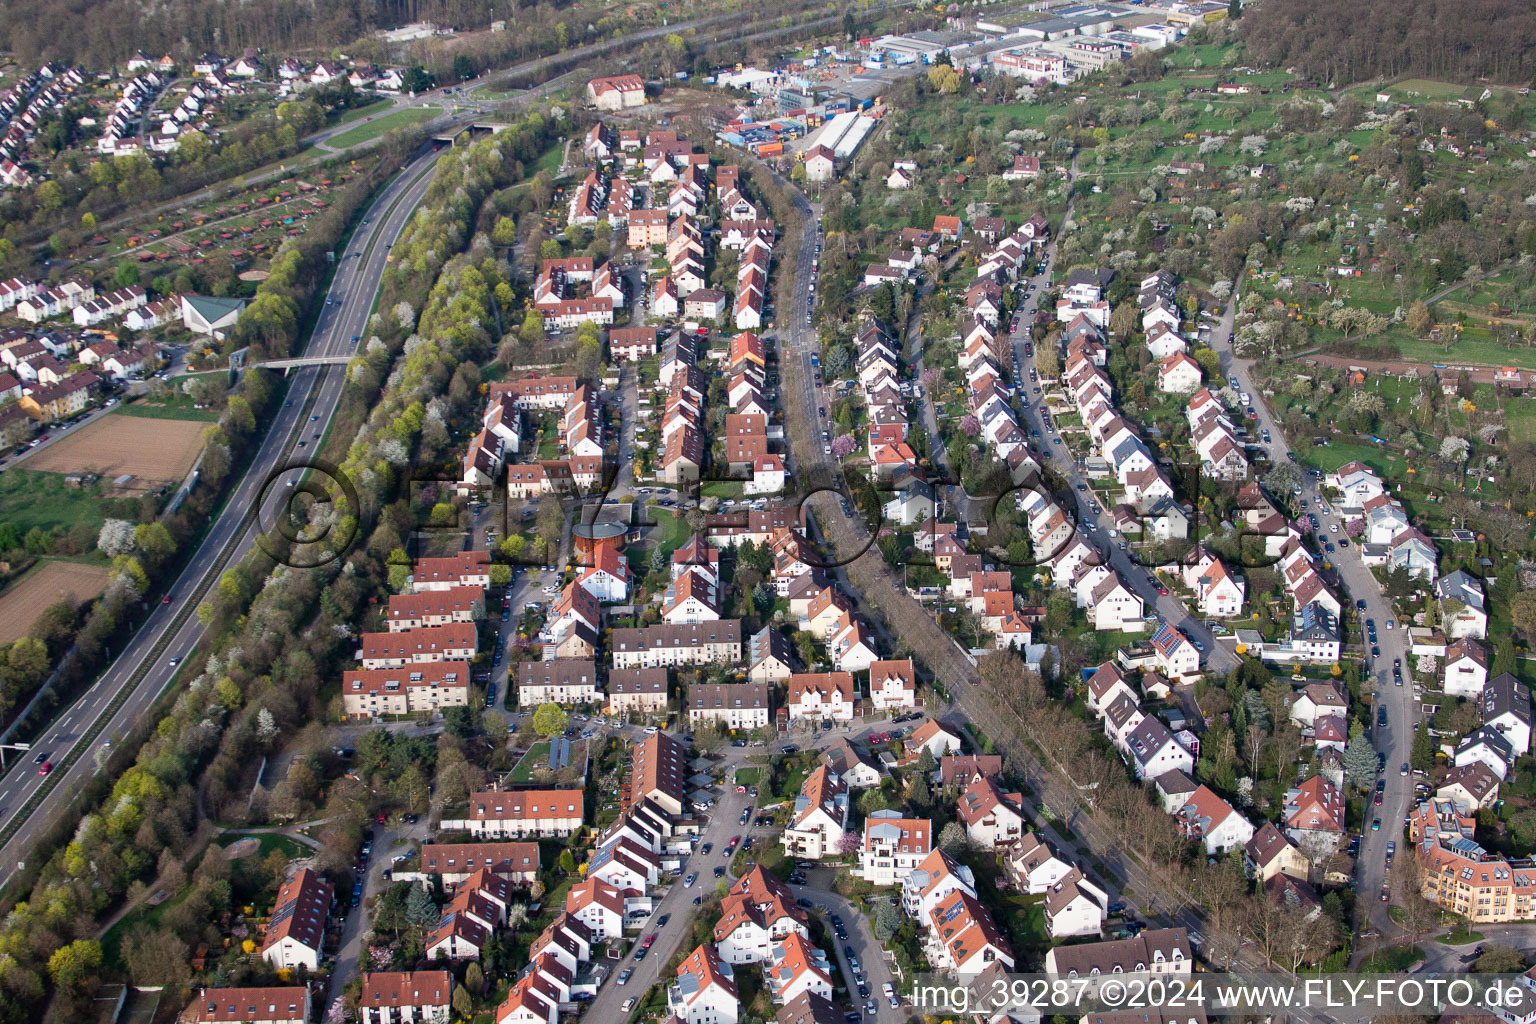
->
[183,986,312,1024]
[415,842,540,886]
[1283,774,1345,857]
[587,74,646,110]
[260,868,333,971]
[358,972,451,1024]
[448,788,586,838]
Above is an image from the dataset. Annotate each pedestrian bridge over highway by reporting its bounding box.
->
[227,349,356,376]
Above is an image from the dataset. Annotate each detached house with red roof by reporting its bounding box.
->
[781,765,850,862]
[925,890,1018,977]
[575,545,630,603]
[766,932,834,1004]
[868,658,916,710]
[669,944,739,1024]
[1174,785,1254,855]
[956,775,1029,848]
[715,866,809,964]
[1283,775,1345,855]
[859,811,932,886]
[261,868,333,971]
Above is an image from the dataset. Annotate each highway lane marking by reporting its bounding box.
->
[0,162,441,863]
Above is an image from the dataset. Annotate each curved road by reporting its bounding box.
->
[0,145,443,885]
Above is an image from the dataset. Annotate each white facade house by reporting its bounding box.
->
[859,811,932,886]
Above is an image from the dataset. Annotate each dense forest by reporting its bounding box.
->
[1241,0,1536,86]
[0,0,550,67]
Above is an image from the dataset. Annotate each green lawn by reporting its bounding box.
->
[701,480,747,499]
[329,98,393,128]
[220,832,307,860]
[1293,440,1401,475]
[327,107,437,149]
[1389,78,1478,100]
[1391,332,1536,371]
[734,767,761,786]
[648,509,693,560]
[114,387,222,422]
[0,467,110,534]
[1359,944,1424,972]
[511,741,552,782]
[1439,926,1485,946]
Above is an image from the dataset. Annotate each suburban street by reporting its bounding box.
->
[0,145,444,887]
[1207,308,1415,944]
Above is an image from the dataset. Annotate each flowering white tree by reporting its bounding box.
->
[1239,135,1267,157]
[1439,435,1471,463]
[97,519,137,556]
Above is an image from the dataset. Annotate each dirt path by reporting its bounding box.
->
[1298,352,1520,383]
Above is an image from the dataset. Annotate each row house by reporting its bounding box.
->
[517,659,599,706]
[358,623,477,669]
[453,789,585,839]
[786,671,855,722]
[428,873,516,961]
[417,842,540,887]
[412,551,492,592]
[492,375,579,411]
[606,667,669,716]
[358,972,451,1024]
[688,682,771,729]
[1043,929,1193,995]
[610,621,742,669]
[71,286,147,327]
[341,662,469,718]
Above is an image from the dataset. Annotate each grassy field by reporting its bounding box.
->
[1292,440,1402,475]
[647,509,693,560]
[327,107,437,148]
[221,832,307,860]
[114,387,223,422]
[1359,944,1425,972]
[330,98,393,128]
[0,467,109,534]
[1391,332,1536,370]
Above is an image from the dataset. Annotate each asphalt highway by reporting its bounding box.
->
[0,146,443,885]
